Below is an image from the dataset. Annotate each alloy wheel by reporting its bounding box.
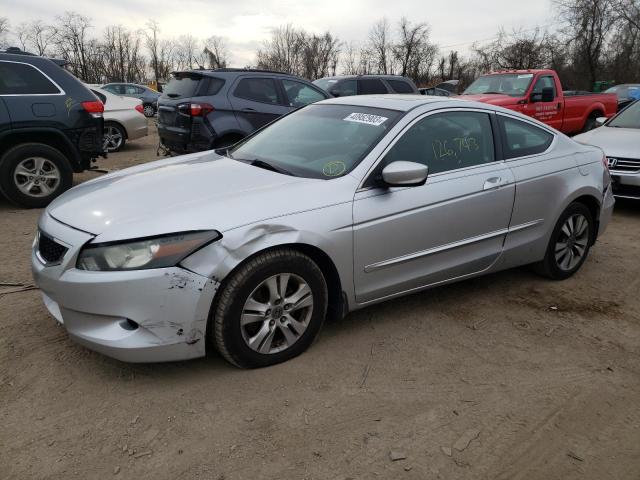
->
[240,273,314,354]
[103,125,124,151]
[13,157,61,198]
[143,105,155,117]
[555,213,590,271]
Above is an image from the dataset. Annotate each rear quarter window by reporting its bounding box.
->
[204,77,225,95]
[358,78,388,94]
[387,79,415,94]
[499,116,554,159]
[0,61,61,95]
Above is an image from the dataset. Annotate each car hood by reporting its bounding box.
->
[459,93,519,107]
[573,126,640,159]
[46,152,355,242]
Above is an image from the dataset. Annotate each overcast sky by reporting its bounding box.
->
[4,0,556,65]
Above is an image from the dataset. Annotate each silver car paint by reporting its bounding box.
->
[32,96,614,362]
[574,125,640,199]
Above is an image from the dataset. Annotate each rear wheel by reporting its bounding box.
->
[210,248,328,368]
[142,104,156,118]
[0,143,73,208]
[103,122,126,152]
[535,202,594,280]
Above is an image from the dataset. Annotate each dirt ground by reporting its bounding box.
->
[1,123,639,480]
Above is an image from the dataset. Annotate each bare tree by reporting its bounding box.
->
[300,32,341,79]
[145,20,162,83]
[555,0,617,88]
[204,35,229,69]
[256,24,304,74]
[14,22,30,51]
[0,17,9,48]
[174,34,199,69]
[393,17,437,82]
[26,20,56,56]
[369,18,393,74]
[473,28,552,71]
[54,12,93,80]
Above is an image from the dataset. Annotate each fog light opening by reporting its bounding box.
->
[120,319,139,331]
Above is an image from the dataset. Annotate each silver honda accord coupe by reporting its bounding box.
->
[32,95,614,368]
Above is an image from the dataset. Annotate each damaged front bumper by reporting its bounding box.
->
[31,214,220,363]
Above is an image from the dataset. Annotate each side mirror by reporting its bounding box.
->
[381,161,428,187]
[531,87,555,103]
[328,88,340,97]
[541,87,555,102]
[595,117,607,127]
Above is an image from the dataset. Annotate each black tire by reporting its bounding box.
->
[535,202,594,280]
[142,103,156,118]
[103,122,126,152]
[210,248,328,368]
[0,143,73,208]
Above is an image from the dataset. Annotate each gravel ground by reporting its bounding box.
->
[1,123,639,479]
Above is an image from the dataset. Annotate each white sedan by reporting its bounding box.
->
[90,87,148,152]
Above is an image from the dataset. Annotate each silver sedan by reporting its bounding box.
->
[574,100,640,200]
[31,96,614,367]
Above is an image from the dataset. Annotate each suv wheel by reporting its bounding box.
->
[142,104,155,118]
[535,202,594,280]
[103,123,126,152]
[210,248,328,368]
[0,143,73,208]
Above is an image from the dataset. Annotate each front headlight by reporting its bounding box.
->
[77,231,221,271]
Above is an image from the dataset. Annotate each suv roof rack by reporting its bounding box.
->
[2,47,69,67]
[210,68,291,75]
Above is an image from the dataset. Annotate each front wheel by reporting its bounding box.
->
[535,202,594,280]
[210,249,328,368]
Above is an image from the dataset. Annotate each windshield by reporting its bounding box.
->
[608,101,640,129]
[463,73,534,97]
[228,104,401,179]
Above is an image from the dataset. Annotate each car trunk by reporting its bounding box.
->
[157,72,204,150]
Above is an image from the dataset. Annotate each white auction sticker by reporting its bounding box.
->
[344,112,388,126]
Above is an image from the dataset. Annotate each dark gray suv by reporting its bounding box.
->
[313,75,419,97]
[156,69,330,153]
[102,83,161,117]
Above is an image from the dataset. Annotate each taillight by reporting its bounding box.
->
[190,103,214,116]
[82,100,104,118]
[135,104,144,114]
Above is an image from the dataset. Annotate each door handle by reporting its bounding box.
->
[483,177,507,190]
[241,108,256,112]
[557,102,562,110]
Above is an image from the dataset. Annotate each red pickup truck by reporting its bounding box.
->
[460,69,618,134]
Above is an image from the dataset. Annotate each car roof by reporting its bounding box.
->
[172,68,306,80]
[319,94,472,112]
[1,49,68,66]
[317,74,413,81]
